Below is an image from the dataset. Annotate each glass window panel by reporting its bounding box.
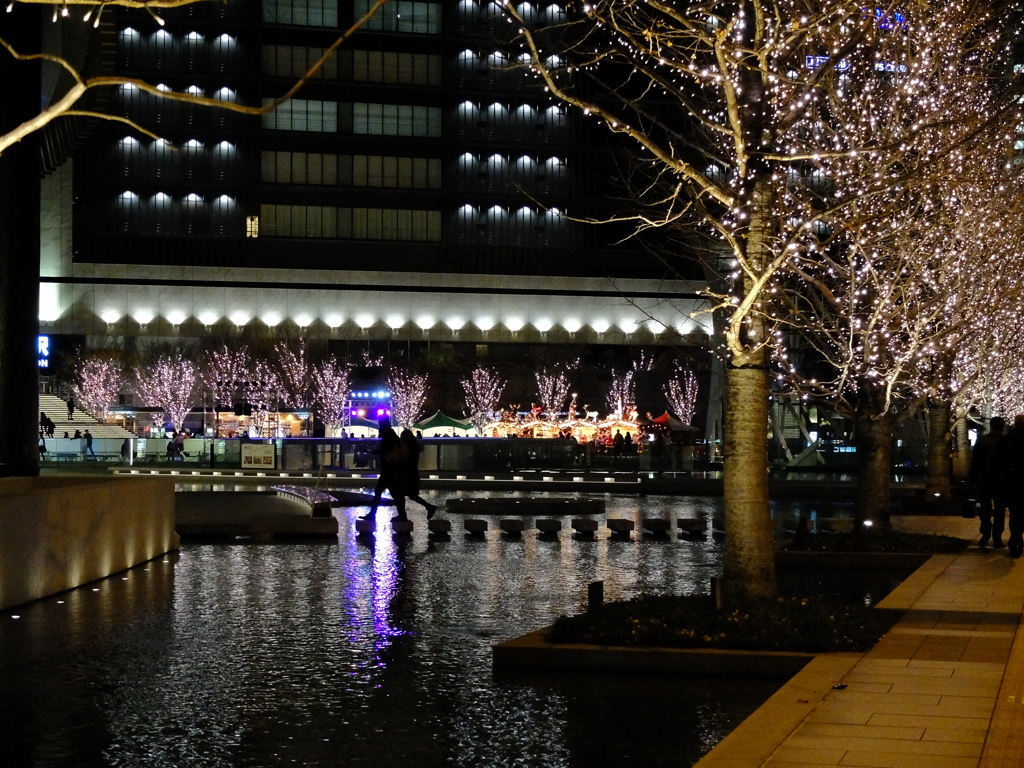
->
[353,155,367,186]
[322,205,337,237]
[290,205,306,236]
[292,152,307,184]
[396,157,411,188]
[366,208,382,239]
[335,154,350,185]
[354,50,369,81]
[352,207,367,238]
[383,156,398,188]
[261,151,276,182]
[305,205,319,237]
[275,151,291,182]
[307,153,322,185]
[337,207,351,238]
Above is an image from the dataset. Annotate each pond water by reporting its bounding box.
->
[0,493,896,768]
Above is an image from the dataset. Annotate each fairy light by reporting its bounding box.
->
[387,369,428,429]
[311,357,353,437]
[133,354,199,433]
[461,367,507,431]
[70,357,125,424]
[534,364,574,419]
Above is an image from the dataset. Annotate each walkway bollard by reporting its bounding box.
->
[588,580,604,615]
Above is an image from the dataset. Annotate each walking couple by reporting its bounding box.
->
[360,416,438,522]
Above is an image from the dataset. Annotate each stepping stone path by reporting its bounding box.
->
[606,519,634,538]
[535,519,562,534]
[499,519,526,535]
[641,518,671,536]
[571,518,598,537]
[427,519,452,534]
[464,519,488,535]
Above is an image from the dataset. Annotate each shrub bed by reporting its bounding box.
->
[785,529,967,554]
[547,594,901,653]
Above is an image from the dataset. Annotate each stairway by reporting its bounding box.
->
[38,393,135,439]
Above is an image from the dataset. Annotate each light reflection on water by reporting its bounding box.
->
[0,492,874,768]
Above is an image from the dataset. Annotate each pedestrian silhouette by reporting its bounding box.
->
[971,416,1007,548]
[399,428,438,519]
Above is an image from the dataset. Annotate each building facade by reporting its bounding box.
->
[39,0,710,355]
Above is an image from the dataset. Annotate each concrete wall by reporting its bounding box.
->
[0,476,179,610]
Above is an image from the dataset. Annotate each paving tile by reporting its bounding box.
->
[787,734,979,757]
[837,751,978,768]
[888,677,999,696]
[835,691,940,707]
[921,726,988,744]
[846,667,952,681]
[868,713,991,730]
[771,746,846,764]
[797,723,924,741]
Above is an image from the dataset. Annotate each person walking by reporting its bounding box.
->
[120,438,131,464]
[1003,415,1024,558]
[399,428,438,519]
[67,397,75,420]
[971,416,1008,548]
[360,416,409,522]
[84,429,96,459]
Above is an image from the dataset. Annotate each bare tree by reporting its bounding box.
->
[201,344,251,411]
[312,356,353,437]
[132,353,198,432]
[461,367,506,432]
[0,0,389,155]
[534,364,573,419]
[387,368,428,429]
[665,366,700,426]
[70,353,125,423]
[605,368,635,418]
[506,0,1020,597]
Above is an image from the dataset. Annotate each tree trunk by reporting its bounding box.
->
[925,400,952,498]
[0,6,42,477]
[951,414,970,487]
[722,364,776,599]
[854,394,893,529]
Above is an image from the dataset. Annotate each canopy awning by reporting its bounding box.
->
[412,410,473,432]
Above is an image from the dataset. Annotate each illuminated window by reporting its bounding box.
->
[353,103,441,137]
[261,45,338,79]
[246,216,259,238]
[355,0,440,34]
[262,98,338,132]
[259,205,441,241]
[353,51,442,85]
[263,0,338,27]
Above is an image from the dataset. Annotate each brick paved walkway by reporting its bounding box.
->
[698,518,1024,768]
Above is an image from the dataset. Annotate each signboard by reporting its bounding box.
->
[38,335,50,369]
[241,442,276,469]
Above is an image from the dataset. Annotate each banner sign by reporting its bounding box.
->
[241,442,276,469]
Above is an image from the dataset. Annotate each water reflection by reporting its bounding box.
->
[0,493,881,767]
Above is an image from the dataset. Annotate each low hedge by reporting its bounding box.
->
[547,593,901,653]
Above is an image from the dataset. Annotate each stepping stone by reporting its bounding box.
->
[641,518,671,536]
[606,518,634,537]
[354,519,375,534]
[499,519,526,535]
[571,518,598,536]
[427,519,452,534]
[536,519,562,535]
[464,519,488,534]
[677,519,706,536]
[391,519,414,534]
